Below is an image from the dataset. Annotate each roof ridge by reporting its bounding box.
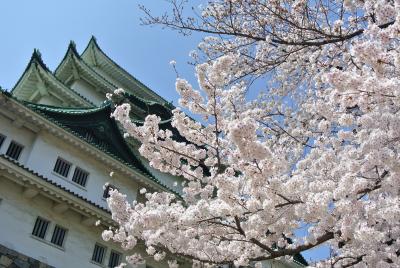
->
[54,40,84,74]
[81,36,172,105]
[68,40,82,60]
[55,41,170,114]
[11,49,95,107]
[11,49,48,93]
[32,49,52,72]
[22,100,111,114]
[55,40,120,90]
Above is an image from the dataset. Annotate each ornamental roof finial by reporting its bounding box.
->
[69,40,76,49]
[33,48,42,59]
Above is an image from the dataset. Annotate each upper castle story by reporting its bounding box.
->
[12,36,168,107]
[0,37,183,211]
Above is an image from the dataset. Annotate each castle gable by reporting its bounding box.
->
[12,50,93,108]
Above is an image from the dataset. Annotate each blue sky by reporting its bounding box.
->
[0,0,202,104]
[0,0,328,264]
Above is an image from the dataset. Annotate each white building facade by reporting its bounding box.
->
[0,38,307,268]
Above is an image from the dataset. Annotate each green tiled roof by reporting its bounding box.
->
[0,89,179,195]
[24,101,148,173]
[122,91,172,120]
[4,39,185,196]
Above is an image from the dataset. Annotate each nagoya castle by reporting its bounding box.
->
[0,37,307,268]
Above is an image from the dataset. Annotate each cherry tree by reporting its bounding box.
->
[105,1,400,267]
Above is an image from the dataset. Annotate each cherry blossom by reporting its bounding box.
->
[105,1,400,267]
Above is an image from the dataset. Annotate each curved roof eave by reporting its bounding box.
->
[57,40,173,117]
[12,49,50,94]
[54,41,118,93]
[11,49,94,107]
[81,36,170,105]
[13,98,181,196]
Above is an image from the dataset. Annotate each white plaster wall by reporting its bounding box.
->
[0,177,296,268]
[0,178,113,268]
[0,107,169,210]
[0,114,35,166]
[0,113,301,268]
[0,178,177,268]
[71,79,106,105]
[26,132,139,209]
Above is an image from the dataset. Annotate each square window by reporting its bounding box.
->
[108,250,121,268]
[51,225,67,247]
[6,141,23,160]
[32,217,50,239]
[92,244,106,264]
[72,167,89,187]
[53,157,71,178]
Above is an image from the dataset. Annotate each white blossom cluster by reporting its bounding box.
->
[106,1,400,267]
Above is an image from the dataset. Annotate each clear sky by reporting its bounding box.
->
[0,0,328,264]
[0,0,203,104]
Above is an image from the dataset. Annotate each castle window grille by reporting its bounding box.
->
[51,225,67,247]
[53,157,71,178]
[85,132,94,142]
[0,133,5,149]
[32,217,50,239]
[72,167,89,187]
[108,251,121,268]
[99,140,107,149]
[6,141,23,160]
[92,244,106,264]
